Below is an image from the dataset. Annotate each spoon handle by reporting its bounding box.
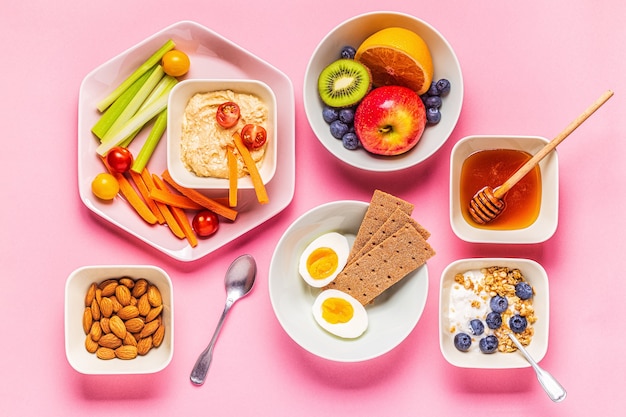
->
[190,302,232,385]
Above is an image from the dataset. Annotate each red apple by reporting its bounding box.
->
[354,86,426,156]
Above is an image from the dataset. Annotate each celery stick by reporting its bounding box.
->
[96,93,169,156]
[101,65,165,145]
[131,109,168,173]
[96,39,176,112]
[91,69,152,140]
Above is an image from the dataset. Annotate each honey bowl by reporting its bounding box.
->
[449,135,559,244]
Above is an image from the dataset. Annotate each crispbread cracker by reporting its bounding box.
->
[326,222,435,305]
[347,190,414,263]
[349,208,430,262]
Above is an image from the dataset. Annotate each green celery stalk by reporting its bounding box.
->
[100,65,164,145]
[96,39,176,112]
[91,69,152,140]
[96,92,169,156]
[131,109,168,174]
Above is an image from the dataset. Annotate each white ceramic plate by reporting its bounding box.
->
[77,21,295,262]
[439,258,549,369]
[303,11,463,172]
[269,200,429,362]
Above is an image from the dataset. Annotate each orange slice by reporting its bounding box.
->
[355,27,434,95]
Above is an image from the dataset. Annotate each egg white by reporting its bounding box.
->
[298,232,349,288]
[312,289,368,339]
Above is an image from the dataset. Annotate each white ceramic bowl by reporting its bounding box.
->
[439,258,549,369]
[167,78,277,189]
[303,11,463,172]
[65,265,174,374]
[450,135,559,244]
[269,200,429,362]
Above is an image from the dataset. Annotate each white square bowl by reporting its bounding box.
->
[167,78,277,190]
[439,258,549,369]
[450,135,559,244]
[65,265,174,374]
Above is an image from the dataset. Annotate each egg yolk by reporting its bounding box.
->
[306,247,339,280]
[321,297,354,324]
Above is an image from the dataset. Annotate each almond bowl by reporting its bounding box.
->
[65,265,174,375]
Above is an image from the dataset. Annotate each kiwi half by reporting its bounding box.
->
[317,59,372,108]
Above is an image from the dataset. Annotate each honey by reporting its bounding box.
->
[460,149,541,230]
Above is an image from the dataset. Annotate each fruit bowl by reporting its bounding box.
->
[439,258,549,369]
[303,11,463,172]
[167,78,278,190]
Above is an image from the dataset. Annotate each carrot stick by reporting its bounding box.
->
[232,132,269,205]
[149,186,204,210]
[161,170,238,221]
[141,169,184,239]
[152,176,197,247]
[128,170,165,224]
[227,146,238,207]
[112,172,158,225]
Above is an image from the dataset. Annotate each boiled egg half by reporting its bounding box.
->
[312,289,368,339]
[298,232,349,288]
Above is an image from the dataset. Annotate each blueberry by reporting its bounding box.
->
[322,106,339,124]
[340,45,356,59]
[509,314,528,333]
[469,319,485,336]
[329,120,349,139]
[435,78,451,96]
[424,95,442,109]
[479,335,499,354]
[342,132,360,150]
[338,107,355,124]
[490,295,509,313]
[515,282,533,300]
[485,312,502,329]
[454,333,472,352]
[426,82,439,96]
[426,107,441,124]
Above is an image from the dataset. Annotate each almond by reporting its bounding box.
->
[115,285,132,306]
[139,319,160,339]
[100,279,118,296]
[137,294,151,316]
[152,323,165,347]
[95,288,102,304]
[99,296,113,318]
[132,279,148,298]
[145,305,163,323]
[109,296,123,313]
[90,298,101,321]
[119,277,135,289]
[98,333,122,349]
[82,307,93,334]
[89,321,102,342]
[118,305,140,320]
[85,335,99,353]
[85,283,97,307]
[124,332,138,347]
[96,347,116,360]
[137,336,153,356]
[115,345,138,360]
[109,315,127,340]
[100,317,111,334]
[125,317,145,333]
[147,285,162,307]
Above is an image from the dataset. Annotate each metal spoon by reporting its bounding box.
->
[190,254,257,386]
[508,332,567,402]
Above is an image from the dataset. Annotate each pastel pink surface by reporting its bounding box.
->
[1,1,625,416]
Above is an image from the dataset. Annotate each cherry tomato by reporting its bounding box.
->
[106,147,134,173]
[216,102,241,129]
[91,173,119,200]
[162,50,190,77]
[192,210,220,237]
[240,124,267,150]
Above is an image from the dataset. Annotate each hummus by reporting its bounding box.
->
[180,90,268,178]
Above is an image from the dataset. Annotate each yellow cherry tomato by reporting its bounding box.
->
[162,50,190,77]
[91,173,120,200]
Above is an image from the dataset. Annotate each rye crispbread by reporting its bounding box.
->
[326,222,435,305]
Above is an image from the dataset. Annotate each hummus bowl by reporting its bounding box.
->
[167,78,278,190]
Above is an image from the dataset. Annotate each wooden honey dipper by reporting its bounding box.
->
[469,90,614,224]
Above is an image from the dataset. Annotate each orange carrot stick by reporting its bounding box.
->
[161,170,238,221]
[113,172,158,225]
[129,170,165,224]
[232,132,269,205]
[227,146,238,207]
[149,186,203,210]
[152,175,197,247]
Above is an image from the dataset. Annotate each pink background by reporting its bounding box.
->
[2,0,624,415]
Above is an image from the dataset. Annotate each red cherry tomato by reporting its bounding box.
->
[240,124,267,150]
[106,147,134,173]
[192,210,220,237]
[216,102,241,129]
